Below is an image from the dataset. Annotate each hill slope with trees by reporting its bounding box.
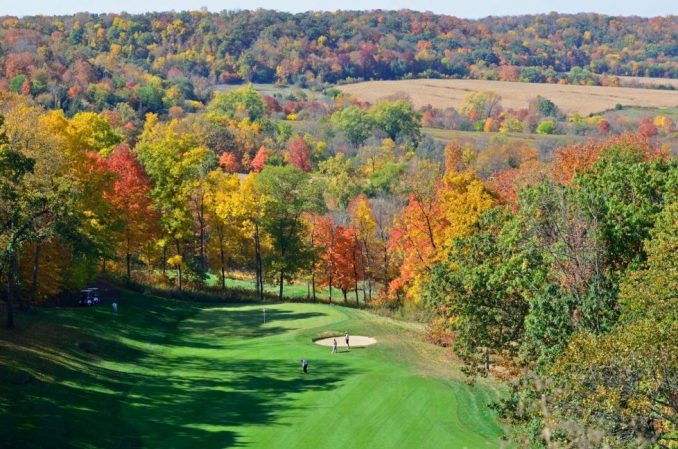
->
[0,10,676,116]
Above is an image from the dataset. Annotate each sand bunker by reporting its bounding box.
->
[314,336,377,347]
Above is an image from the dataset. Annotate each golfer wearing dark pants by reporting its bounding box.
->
[301,359,308,373]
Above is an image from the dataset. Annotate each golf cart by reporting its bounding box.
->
[78,288,100,307]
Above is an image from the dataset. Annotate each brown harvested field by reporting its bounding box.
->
[618,76,678,89]
[338,79,678,115]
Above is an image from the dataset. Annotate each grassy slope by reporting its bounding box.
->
[0,293,505,449]
[603,106,678,121]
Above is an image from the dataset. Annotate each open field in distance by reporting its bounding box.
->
[338,79,678,116]
[618,76,678,89]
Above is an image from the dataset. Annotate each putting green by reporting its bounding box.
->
[0,292,506,448]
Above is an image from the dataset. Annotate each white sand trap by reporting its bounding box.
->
[314,336,377,347]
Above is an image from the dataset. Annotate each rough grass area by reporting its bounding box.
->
[423,127,585,149]
[604,106,678,121]
[338,79,678,115]
[0,293,506,448]
[215,83,326,101]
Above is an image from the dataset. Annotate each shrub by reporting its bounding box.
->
[536,119,557,135]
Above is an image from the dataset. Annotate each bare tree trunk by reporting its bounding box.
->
[352,241,360,305]
[278,232,285,301]
[363,241,372,302]
[310,226,317,302]
[220,243,226,291]
[6,253,15,329]
[125,231,132,283]
[383,244,389,292]
[161,245,167,277]
[217,224,226,291]
[174,239,182,291]
[278,269,284,301]
[198,193,206,272]
[28,242,41,311]
[311,271,316,303]
[14,253,23,312]
[254,223,263,302]
[328,271,333,304]
[126,253,132,283]
[310,249,317,303]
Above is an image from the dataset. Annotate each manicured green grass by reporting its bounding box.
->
[0,292,506,448]
[205,273,339,302]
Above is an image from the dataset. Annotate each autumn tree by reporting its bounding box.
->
[0,98,82,325]
[105,144,157,282]
[204,170,244,291]
[287,136,311,172]
[426,208,528,376]
[64,112,122,157]
[208,84,268,125]
[334,225,363,304]
[315,220,362,304]
[255,165,324,300]
[0,115,37,327]
[318,153,362,209]
[537,201,678,448]
[251,145,269,172]
[371,100,421,143]
[390,159,495,302]
[135,114,215,290]
[460,91,502,122]
[348,195,378,302]
[370,195,398,299]
[331,105,374,147]
[312,216,334,302]
[245,174,272,299]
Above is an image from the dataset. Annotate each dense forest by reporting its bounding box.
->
[1,8,676,449]
[0,10,676,115]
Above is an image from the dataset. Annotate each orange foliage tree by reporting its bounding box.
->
[551,133,661,185]
[389,161,495,302]
[314,216,363,304]
[251,145,269,172]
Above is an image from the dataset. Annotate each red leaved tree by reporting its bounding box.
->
[106,144,158,281]
[288,136,311,172]
[251,145,269,172]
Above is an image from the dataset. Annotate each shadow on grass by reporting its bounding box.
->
[0,294,354,449]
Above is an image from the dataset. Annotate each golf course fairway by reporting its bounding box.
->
[0,292,506,448]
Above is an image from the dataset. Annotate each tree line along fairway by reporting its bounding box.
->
[0,292,505,448]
